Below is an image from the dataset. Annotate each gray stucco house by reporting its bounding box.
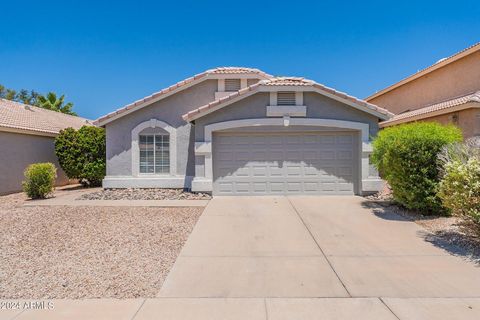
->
[95,67,392,196]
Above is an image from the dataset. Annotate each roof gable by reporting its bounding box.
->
[95,67,272,126]
[182,77,393,122]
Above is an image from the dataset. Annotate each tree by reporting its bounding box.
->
[0,83,75,115]
[36,92,76,116]
[55,126,106,187]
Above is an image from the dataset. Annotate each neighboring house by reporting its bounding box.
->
[95,67,392,196]
[367,43,480,138]
[0,99,91,194]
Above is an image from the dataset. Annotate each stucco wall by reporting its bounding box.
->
[0,131,70,194]
[369,50,480,114]
[194,92,380,141]
[105,79,218,177]
[413,108,480,139]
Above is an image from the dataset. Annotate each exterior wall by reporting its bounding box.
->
[0,131,70,195]
[194,92,380,141]
[192,91,382,194]
[105,79,217,186]
[415,108,480,139]
[369,50,480,114]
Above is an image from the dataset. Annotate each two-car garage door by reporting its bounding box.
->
[212,131,359,195]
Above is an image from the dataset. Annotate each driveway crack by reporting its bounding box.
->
[286,196,352,297]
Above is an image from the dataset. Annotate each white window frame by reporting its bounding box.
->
[138,133,170,175]
[131,119,177,177]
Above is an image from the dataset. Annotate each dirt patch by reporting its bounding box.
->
[78,188,211,200]
[0,192,203,299]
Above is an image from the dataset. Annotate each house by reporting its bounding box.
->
[95,67,392,196]
[367,43,480,138]
[0,99,91,194]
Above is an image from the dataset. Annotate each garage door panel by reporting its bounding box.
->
[213,132,358,195]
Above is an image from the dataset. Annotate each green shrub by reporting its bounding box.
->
[55,125,106,186]
[438,139,480,223]
[371,122,462,213]
[22,163,57,199]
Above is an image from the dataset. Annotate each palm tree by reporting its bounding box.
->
[36,92,76,115]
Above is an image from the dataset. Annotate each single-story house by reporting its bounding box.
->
[95,67,393,196]
[0,99,91,194]
[367,42,480,138]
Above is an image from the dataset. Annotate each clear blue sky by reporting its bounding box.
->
[1,0,479,120]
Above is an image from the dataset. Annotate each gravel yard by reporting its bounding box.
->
[78,188,211,200]
[0,191,203,299]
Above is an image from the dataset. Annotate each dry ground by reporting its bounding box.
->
[0,191,203,299]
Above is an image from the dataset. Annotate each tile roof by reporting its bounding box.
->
[0,99,92,135]
[183,77,393,121]
[95,67,272,125]
[367,42,480,101]
[380,91,480,126]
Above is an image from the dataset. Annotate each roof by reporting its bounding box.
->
[380,91,480,127]
[0,99,92,136]
[95,67,272,126]
[183,77,393,122]
[366,42,480,101]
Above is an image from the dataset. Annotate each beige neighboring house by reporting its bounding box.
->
[367,42,480,138]
[0,99,91,194]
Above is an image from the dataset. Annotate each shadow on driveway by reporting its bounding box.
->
[361,199,480,265]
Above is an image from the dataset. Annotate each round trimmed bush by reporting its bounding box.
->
[55,125,106,186]
[22,163,57,199]
[371,122,462,213]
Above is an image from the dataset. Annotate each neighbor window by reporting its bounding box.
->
[277,92,296,105]
[225,79,241,92]
[139,134,170,174]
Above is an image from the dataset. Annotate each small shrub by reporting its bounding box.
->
[22,163,57,199]
[438,138,480,223]
[55,125,106,186]
[371,122,462,213]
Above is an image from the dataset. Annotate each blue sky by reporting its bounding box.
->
[1,0,479,120]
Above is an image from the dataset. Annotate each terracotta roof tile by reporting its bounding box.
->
[380,91,480,126]
[95,67,272,125]
[0,99,92,135]
[182,78,393,121]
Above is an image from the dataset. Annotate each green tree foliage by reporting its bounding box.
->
[438,139,480,223]
[0,83,75,115]
[22,163,57,199]
[36,92,76,115]
[55,126,106,187]
[371,122,462,213]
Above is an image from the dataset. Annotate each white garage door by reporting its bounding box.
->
[212,131,359,195]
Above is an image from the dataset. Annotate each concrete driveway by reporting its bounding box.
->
[152,196,480,319]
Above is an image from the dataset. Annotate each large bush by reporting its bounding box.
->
[55,125,106,186]
[22,163,57,199]
[371,122,462,213]
[438,139,480,223]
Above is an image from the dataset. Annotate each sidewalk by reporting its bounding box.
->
[3,297,480,319]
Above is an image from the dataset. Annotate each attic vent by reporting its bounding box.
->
[225,79,241,92]
[277,92,296,105]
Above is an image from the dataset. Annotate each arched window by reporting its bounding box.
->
[131,119,177,177]
[138,127,170,174]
